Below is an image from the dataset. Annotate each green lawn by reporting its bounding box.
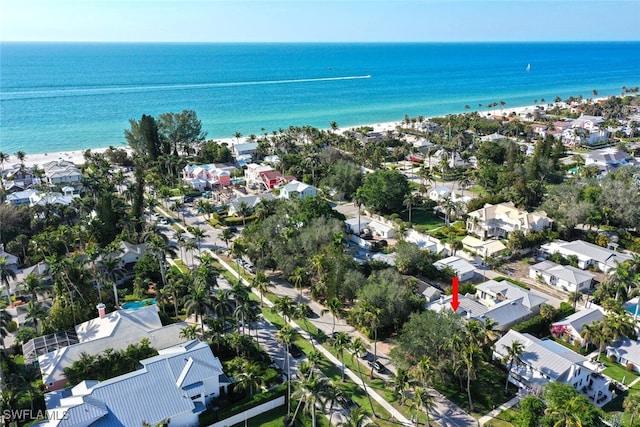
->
[434,361,517,418]
[602,381,640,426]
[602,358,639,385]
[484,408,518,427]
[403,208,444,232]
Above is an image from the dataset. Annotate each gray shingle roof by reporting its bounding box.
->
[494,330,591,382]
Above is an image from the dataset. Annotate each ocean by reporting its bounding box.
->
[1,42,639,155]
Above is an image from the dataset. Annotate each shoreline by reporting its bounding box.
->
[2,101,569,170]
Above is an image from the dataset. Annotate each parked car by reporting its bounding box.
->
[227,226,238,233]
[367,359,385,373]
[288,343,303,358]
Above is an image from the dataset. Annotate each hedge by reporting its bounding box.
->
[493,276,530,290]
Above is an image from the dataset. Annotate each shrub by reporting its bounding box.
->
[609,354,618,363]
[626,363,636,372]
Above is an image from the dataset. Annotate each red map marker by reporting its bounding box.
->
[450,276,459,311]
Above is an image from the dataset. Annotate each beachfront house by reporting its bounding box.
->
[42,160,82,185]
[494,330,613,406]
[433,256,476,282]
[529,260,596,292]
[232,142,259,159]
[43,340,230,427]
[551,307,605,347]
[35,304,188,390]
[538,240,633,273]
[466,202,551,240]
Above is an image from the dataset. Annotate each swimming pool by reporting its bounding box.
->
[625,303,639,316]
[121,298,156,310]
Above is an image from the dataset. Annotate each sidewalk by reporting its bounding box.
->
[477,396,520,426]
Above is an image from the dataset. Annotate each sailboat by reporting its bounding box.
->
[526,63,531,72]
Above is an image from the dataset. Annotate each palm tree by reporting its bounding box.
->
[338,406,368,427]
[251,271,270,307]
[0,257,17,308]
[23,301,47,334]
[501,340,524,393]
[362,305,381,379]
[220,227,234,251]
[273,296,295,322]
[568,291,583,310]
[179,325,198,340]
[411,387,435,426]
[190,226,207,255]
[411,356,434,388]
[348,337,377,417]
[0,309,14,354]
[403,192,419,225]
[98,256,124,306]
[322,297,343,335]
[623,393,640,427]
[290,373,334,427]
[276,324,295,415]
[20,273,45,301]
[289,267,307,303]
[182,282,213,334]
[392,367,412,406]
[332,332,352,382]
[235,361,263,397]
[236,201,252,227]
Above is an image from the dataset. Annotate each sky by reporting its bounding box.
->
[1,0,639,43]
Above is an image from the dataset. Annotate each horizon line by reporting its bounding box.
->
[2,39,639,44]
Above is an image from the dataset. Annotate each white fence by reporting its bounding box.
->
[206,395,285,427]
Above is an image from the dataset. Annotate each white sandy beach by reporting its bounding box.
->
[2,102,561,170]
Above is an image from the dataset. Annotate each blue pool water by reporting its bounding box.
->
[122,298,156,310]
[625,303,639,316]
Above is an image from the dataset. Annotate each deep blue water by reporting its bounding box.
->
[1,42,639,154]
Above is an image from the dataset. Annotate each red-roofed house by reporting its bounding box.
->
[259,170,286,189]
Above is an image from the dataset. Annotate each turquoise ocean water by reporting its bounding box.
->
[1,42,639,155]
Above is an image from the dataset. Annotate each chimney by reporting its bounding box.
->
[97,303,106,318]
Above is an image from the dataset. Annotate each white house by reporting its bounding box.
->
[228,193,275,216]
[461,235,506,258]
[583,148,630,176]
[244,163,274,186]
[232,142,259,158]
[345,217,370,236]
[428,186,451,202]
[368,220,395,239]
[529,260,596,292]
[426,279,546,331]
[466,202,552,240]
[42,160,82,185]
[279,180,317,200]
[43,340,229,427]
[494,330,613,406]
[0,245,19,267]
[434,256,476,282]
[36,305,188,390]
[606,337,640,374]
[5,189,39,206]
[29,191,78,207]
[538,240,633,273]
[551,307,605,346]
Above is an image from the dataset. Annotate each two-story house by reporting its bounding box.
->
[466,202,551,240]
[494,330,613,406]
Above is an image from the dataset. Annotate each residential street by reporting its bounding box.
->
[160,204,480,426]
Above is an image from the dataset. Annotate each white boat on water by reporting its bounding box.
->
[526,63,531,71]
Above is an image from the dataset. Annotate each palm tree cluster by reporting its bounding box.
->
[594,255,640,305]
[580,311,637,361]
